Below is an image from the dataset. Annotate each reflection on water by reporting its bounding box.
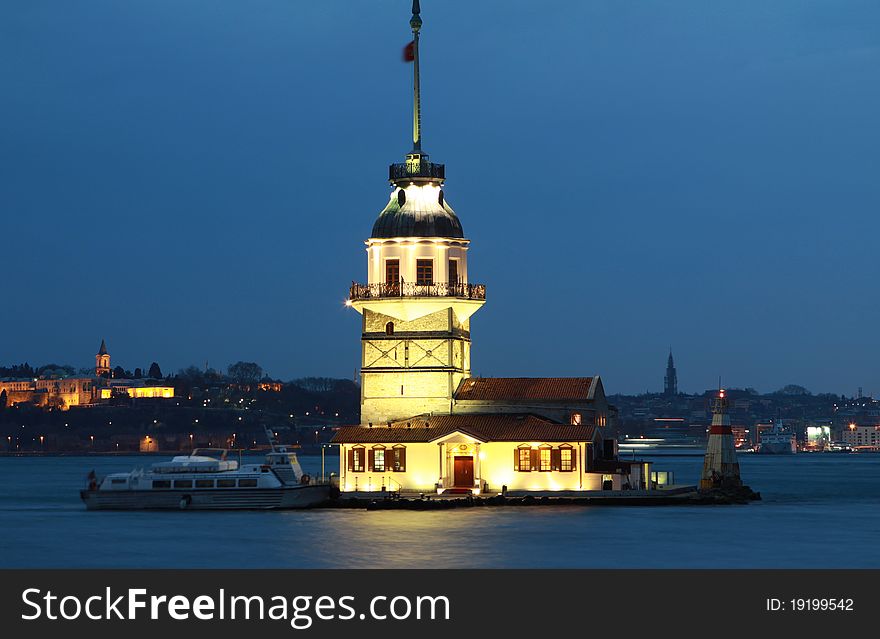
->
[1,453,878,568]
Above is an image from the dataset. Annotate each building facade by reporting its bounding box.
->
[0,340,173,410]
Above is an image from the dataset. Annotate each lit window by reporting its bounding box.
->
[350,447,365,473]
[560,448,573,472]
[416,259,433,286]
[372,448,385,472]
[391,447,406,472]
[540,448,551,471]
[571,412,582,425]
[517,448,531,472]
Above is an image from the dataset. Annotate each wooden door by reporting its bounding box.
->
[453,456,474,487]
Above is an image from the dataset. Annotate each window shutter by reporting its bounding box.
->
[530,448,539,471]
[571,447,577,471]
[368,449,375,472]
[347,449,354,471]
[513,449,520,472]
[550,448,561,471]
[399,447,406,472]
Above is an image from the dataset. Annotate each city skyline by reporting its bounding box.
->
[2,1,878,395]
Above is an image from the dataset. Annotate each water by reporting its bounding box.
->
[1,453,878,568]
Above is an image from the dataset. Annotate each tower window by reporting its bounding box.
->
[385,260,400,285]
[416,259,433,286]
[385,322,394,335]
[448,259,458,285]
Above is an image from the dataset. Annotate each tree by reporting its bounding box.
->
[775,384,811,396]
[228,361,263,386]
[0,389,6,410]
[113,366,126,379]
[148,362,162,379]
[134,368,143,379]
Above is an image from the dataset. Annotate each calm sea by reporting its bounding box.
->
[0,452,877,568]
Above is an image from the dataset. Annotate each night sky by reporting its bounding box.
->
[2,1,878,395]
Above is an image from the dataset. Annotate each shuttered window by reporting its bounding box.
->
[391,446,406,472]
[348,447,365,473]
[516,448,531,472]
[550,448,562,471]
[372,448,386,472]
[539,447,551,471]
[560,447,573,472]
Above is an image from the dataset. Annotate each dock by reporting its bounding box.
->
[318,485,760,509]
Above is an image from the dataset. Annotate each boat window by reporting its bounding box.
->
[195,479,214,488]
[174,480,193,488]
[217,479,236,488]
[152,480,171,489]
[238,479,258,488]
[110,478,127,485]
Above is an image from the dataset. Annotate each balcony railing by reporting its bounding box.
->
[349,281,486,302]
[389,161,445,181]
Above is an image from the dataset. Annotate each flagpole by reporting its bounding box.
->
[411,0,422,152]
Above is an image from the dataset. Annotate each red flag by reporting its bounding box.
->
[402,40,415,62]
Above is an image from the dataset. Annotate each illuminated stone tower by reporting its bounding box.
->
[95,339,111,378]
[700,389,742,489]
[664,348,677,396]
[347,1,485,426]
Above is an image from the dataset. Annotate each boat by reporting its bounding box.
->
[756,421,797,455]
[80,427,336,510]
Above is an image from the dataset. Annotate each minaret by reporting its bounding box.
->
[347,1,486,425]
[664,348,677,396]
[95,339,111,378]
[700,389,742,489]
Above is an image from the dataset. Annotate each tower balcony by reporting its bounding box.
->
[389,161,445,182]
[349,281,486,302]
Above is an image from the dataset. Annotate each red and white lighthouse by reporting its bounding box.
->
[700,389,742,490]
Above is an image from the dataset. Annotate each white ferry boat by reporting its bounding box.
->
[757,421,797,455]
[80,428,335,510]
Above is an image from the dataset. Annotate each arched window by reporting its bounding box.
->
[385,322,394,335]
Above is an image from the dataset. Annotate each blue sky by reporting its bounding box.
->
[1,1,878,395]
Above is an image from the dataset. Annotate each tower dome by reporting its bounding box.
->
[371,183,463,238]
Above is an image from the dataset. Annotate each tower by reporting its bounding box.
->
[664,348,677,396]
[95,339,111,378]
[700,389,742,489]
[347,1,485,425]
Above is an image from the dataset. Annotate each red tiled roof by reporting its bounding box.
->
[453,377,595,402]
[331,413,597,444]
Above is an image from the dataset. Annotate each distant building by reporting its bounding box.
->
[0,339,173,410]
[664,349,678,396]
[841,424,880,448]
[96,339,111,377]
